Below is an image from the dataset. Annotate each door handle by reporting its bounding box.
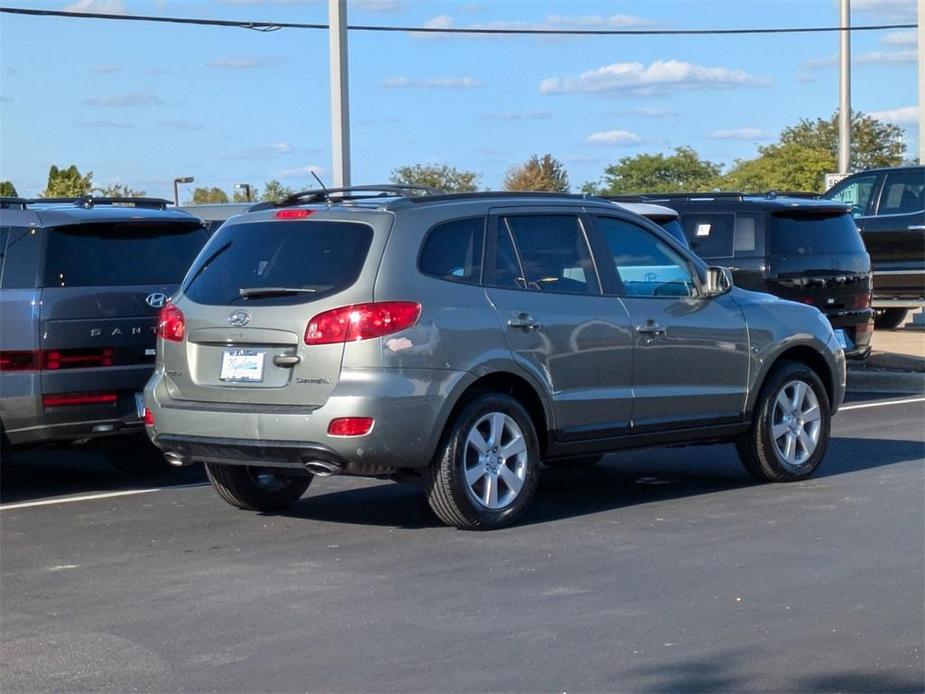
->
[636,322,666,336]
[507,313,541,330]
[273,354,301,367]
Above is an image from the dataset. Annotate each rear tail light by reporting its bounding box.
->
[144,407,155,427]
[305,302,421,345]
[158,304,185,342]
[0,351,41,371]
[43,392,118,407]
[44,348,113,370]
[855,293,871,309]
[327,417,374,437]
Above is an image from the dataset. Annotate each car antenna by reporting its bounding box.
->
[310,170,328,193]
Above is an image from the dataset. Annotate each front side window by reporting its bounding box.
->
[595,216,696,298]
[499,215,599,295]
[419,217,484,284]
[877,170,924,215]
[827,174,879,217]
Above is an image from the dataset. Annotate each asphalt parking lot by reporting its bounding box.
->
[2,392,923,693]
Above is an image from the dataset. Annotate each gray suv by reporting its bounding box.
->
[0,196,208,461]
[145,186,846,530]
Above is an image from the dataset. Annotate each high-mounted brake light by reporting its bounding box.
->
[158,304,185,342]
[305,302,421,345]
[328,417,374,437]
[43,392,118,407]
[275,209,315,219]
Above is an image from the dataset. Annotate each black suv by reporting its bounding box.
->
[0,196,209,465]
[609,193,874,359]
[824,166,924,329]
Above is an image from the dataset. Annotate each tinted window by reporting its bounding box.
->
[419,217,484,284]
[490,223,524,289]
[769,213,866,255]
[184,220,373,306]
[827,173,879,217]
[502,215,599,295]
[2,226,41,288]
[878,170,924,215]
[680,213,734,258]
[656,219,690,248]
[43,222,207,288]
[595,216,696,298]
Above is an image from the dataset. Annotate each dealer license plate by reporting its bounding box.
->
[220,349,265,382]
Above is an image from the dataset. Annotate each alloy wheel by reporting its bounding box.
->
[463,412,529,510]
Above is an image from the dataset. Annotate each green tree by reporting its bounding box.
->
[779,110,905,172]
[41,165,93,198]
[723,143,836,193]
[94,183,147,198]
[589,147,722,195]
[259,180,295,202]
[390,164,479,193]
[233,184,258,203]
[0,180,18,197]
[190,187,230,204]
[503,154,570,193]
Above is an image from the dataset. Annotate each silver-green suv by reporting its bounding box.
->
[145,186,846,530]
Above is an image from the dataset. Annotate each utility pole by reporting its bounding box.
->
[918,0,924,164]
[329,0,351,188]
[838,0,851,173]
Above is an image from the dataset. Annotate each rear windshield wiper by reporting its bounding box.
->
[238,286,319,298]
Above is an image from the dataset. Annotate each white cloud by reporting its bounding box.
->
[83,90,162,107]
[802,47,916,70]
[483,109,552,121]
[540,60,771,95]
[882,30,916,46]
[586,129,642,145]
[224,142,299,159]
[278,165,325,179]
[78,120,133,128]
[208,56,285,70]
[412,12,653,38]
[355,0,404,11]
[853,0,915,21]
[64,0,126,13]
[869,105,919,125]
[92,64,122,74]
[384,76,483,89]
[158,120,203,131]
[621,106,679,118]
[708,128,772,140]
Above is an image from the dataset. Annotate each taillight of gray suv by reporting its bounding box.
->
[146,186,846,530]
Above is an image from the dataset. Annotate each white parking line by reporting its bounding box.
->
[0,483,207,511]
[840,396,925,412]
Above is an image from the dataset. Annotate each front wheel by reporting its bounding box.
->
[205,464,311,511]
[424,393,541,530]
[736,361,831,482]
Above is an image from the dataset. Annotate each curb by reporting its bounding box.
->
[846,369,925,394]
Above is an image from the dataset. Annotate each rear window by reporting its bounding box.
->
[769,212,866,256]
[183,220,373,306]
[43,222,208,288]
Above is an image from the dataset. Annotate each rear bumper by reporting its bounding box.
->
[823,308,874,360]
[145,366,472,470]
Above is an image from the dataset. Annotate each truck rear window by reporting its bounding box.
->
[43,222,208,287]
[183,220,374,306]
[769,212,866,256]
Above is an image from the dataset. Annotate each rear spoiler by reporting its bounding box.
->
[26,196,171,210]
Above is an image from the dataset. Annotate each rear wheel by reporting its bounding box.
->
[736,361,831,482]
[874,308,908,330]
[424,393,540,530]
[205,464,311,511]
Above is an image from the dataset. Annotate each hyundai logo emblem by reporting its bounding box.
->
[228,311,251,327]
[145,292,168,309]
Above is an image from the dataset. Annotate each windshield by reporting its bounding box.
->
[43,222,208,287]
[183,220,374,306]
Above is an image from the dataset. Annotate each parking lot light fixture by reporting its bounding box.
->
[173,176,194,206]
[235,183,252,202]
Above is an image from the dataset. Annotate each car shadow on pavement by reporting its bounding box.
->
[277,435,923,530]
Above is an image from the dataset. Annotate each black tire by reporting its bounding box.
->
[544,454,604,470]
[874,308,908,330]
[736,361,831,483]
[100,436,170,476]
[204,464,311,512]
[424,392,541,530]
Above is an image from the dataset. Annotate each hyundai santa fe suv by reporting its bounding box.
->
[145,186,846,530]
[0,196,209,466]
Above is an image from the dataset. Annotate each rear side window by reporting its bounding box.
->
[877,170,924,215]
[500,215,599,295]
[2,226,41,288]
[43,222,208,288]
[769,213,866,256]
[419,217,484,284]
[184,220,373,306]
[680,213,734,258]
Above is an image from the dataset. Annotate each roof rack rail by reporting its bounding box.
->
[26,196,171,209]
[0,196,28,210]
[606,192,746,202]
[406,190,596,205]
[764,190,822,199]
[253,184,444,210]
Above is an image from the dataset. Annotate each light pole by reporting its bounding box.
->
[173,176,194,206]
[235,183,252,202]
[329,0,351,187]
[838,0,851,173]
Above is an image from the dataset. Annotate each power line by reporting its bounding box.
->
[0,6,916,36]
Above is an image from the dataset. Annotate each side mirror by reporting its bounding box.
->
[704,266,733,297]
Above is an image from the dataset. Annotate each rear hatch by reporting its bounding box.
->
[40,220,209,409]
[163,214,387,408]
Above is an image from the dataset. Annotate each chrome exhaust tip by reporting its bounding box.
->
[304,460,343,477]
[164,452,187,467]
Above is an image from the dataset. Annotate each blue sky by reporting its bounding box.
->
[0,0,918,199]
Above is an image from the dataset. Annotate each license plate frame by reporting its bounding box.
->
[220,349,266,383]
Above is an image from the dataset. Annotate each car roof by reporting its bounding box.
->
[0,197,202,227]
[614,201,679,220]
[607,193,850,214]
